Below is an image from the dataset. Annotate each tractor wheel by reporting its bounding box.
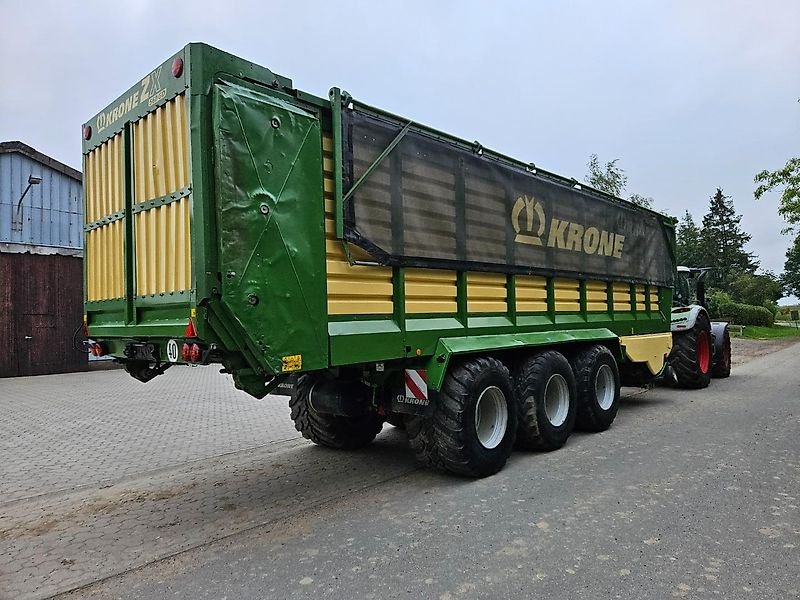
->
[670,314,712,389]
[289,374,383,450]
[514,351,577,451]
[407,356,516,477]
[712,327,731,378]
[573,345,620,432]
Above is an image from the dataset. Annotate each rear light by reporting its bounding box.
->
[189,343,201,363]
[83,125,92,140]
[171,57,184,78]
[90,342,106,356]
[181,343,191,362]
[185,318,197,338]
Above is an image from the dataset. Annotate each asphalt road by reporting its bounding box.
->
[60,342,799,600]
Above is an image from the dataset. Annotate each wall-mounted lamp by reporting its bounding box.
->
[11,174,42,232]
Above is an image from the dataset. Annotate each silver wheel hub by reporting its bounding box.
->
[474,386,508,449]
[544,374,570,427]
[595,364,615,410]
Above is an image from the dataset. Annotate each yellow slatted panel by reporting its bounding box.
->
[635,284,647,311]
[134,197,191,296]
[86,220,124,301]
[516,275,547,312]
[467,272,506,313]
[84,132,124,224]
[84,132,125,301]
[406,269,457,314]
[586,280,609,312]
[554,278,580,312]
[613,282,632,312]
[649,286,660,309]
[323,134,393,315]
[132,93,189,203]
[131,93,191,296]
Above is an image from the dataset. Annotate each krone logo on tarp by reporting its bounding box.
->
[511,195,625,258]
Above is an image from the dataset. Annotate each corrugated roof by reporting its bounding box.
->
[0,141,81,182]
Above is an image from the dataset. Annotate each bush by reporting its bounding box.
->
[716,301,774,326]
[707,290,733,318]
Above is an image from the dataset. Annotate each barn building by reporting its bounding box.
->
[0,141,87,376]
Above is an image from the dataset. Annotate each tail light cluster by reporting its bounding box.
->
[182,342,204,363]
[88,341,106,356]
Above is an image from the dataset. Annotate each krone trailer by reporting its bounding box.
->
[82,44,681,477]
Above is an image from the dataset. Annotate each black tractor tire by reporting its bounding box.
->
[384,412,407,429]
[671,314,713,389]
[289,374,383,450]
[514,350,577,451]
[573,345,621,432]
[712,327,731,379]
[407,356,517,478]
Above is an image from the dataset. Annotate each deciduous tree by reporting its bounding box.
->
[754,157,800,233]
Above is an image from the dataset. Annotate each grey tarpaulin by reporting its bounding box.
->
[342,107,674,286]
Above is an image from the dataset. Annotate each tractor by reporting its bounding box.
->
[669,266,731,388]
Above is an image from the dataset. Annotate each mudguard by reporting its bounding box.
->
[710,321,729,357]
[671,305,709,332]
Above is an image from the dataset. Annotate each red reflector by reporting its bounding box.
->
[172,57,184,78]
[181,343,191,362]
[186,318,197,338]
[190,344,201,363]
[83,125,92,140]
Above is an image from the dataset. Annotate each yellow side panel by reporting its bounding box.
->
[516,275,547,312]
[84,133,124,223]
[554,278,580,312]
[649,286,660,309]
[132,93,189,203]
[406,269,457,314]
[134,197,192,296]
[86,221,124,301]
[323,133,393,315]
[467,272,507,313]
[613,282,632,312]
[635,284,647,311]
[586,280,608,312]
[620,333,673,375]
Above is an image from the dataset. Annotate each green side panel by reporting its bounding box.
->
[213,81,328,375]
[425,328,618,391]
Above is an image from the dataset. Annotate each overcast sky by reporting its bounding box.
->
[1,0,798,281]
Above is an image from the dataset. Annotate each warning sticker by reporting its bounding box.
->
[281,354,302,372]
[404,369,428,403]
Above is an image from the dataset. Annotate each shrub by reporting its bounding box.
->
[707,290,733,318]
[716,301,774,327]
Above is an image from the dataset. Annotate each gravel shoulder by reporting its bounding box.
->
[730,336,800,366]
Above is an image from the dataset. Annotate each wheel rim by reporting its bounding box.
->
[474,386,508,450]
[544,374,570,427]
[697,331,711,374]
[595,364,615,410]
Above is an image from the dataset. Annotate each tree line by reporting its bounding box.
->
[585,154,797,315]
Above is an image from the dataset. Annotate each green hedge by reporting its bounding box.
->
[717,302,774,327]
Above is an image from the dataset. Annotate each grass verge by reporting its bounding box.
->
[734,325,800,339]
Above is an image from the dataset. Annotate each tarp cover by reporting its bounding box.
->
[342,108,674,286]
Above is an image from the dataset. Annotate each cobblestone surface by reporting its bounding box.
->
[0,366,412,600]
[0,366,299,504]
[0,428,414,600]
